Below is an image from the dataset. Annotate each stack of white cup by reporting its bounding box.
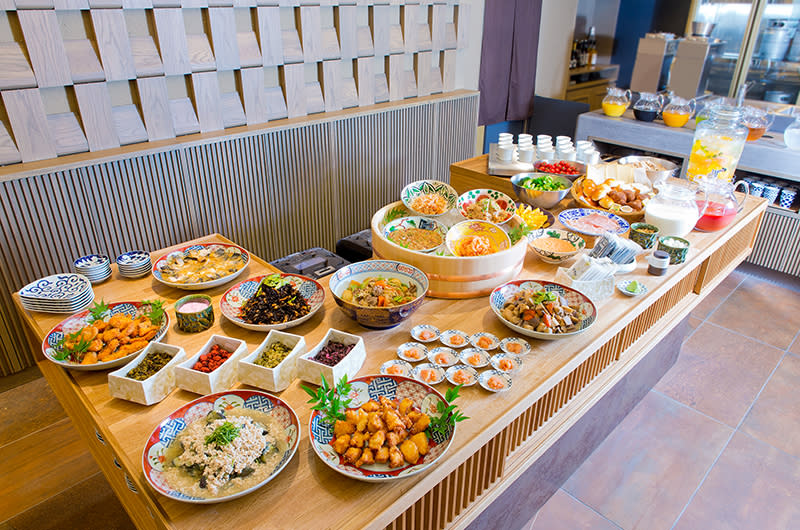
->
[537,135,554,160]
[576,140,601,164]
[497,133,515,162]
[555,136,576,161]
[517,134,534,163]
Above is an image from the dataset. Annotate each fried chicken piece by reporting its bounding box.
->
[368,430,386,450]
[350,432,367,448]
[107,314,130,329]
[140,329,158,341]
[334,420,356,437]
[355,448,374,467]
[400,439,420,464]
[367,412,385,433]
[388,447,404,468]
[374,446,389,464]
[93,320,107,332]
[398,398,414,416]
[409,432,429,455]
[101,328,120,342]
[407,411,421,424]
[110,339,148,359]
[384,409,403,432]
[80,325,99,343]
[80,352,98,365]
[361,400,380,413]
[386,431,400,447]
[345,409,360,424]
[332,435,350,454]
[97,339,120,361]
[87,339,103,352]
[356,409,368,432]
[343,447,362,465]
[410,414,430,435]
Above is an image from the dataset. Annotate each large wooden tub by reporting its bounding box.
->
[370,202,528,298]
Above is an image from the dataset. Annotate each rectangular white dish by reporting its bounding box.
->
[175,335,248,395]
[238,330,306,392]
[108,342,186,405]
[296,328,366,386]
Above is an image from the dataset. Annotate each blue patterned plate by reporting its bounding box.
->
[41,301,170,371]
[20,273,92,301]
[489,280,597,340]
[220,273,325,331]
[152,243,250,291]
[143,390,300,504]
[308,375,455,483]
[557,208,630,236]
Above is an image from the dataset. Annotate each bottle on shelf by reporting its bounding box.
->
[588,27,597,66]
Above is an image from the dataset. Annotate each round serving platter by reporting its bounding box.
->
[308,374,455,482]
[152,243,250,291]
[489,280,597,340]
[42,301,169,371]
[142,390,300,504]
[220,273,325,331]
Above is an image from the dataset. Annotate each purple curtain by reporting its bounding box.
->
[478,0,543,125]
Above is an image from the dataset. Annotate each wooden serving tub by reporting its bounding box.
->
[370,201,528,299]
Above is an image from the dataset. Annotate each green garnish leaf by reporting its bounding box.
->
[88,300,109,323]
[301,374,353,425]
[142,299,166,325]
[205,421,241,446]
[53,329,92,362]
[509,224,533,245]
[427,384,469,440]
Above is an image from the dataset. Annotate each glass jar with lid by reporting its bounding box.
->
[602,87,631,117]
[633,92,664,122]
[686,105,747,182]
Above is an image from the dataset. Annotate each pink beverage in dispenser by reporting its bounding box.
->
[695,177,749,232]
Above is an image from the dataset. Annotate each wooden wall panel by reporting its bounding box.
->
[208,7,241,70]
[191,71,224,132]
[299,6,322,62]
[1,89,57,162]
[91,9,137,81]
[0,123,22,166]
[137,77,175,141]
[130,36,165,78]
[153,8,192,75]
[48,112,89,156]
[17,10,73,88]
[239,67,269,125]
[0,43,37,90]
[356,56,374,106]
[64,39,106,84]
[257,6,284,67]
[337,5,357,60]
[74,82,120,151]
[170,97,201,135]
[282,63,307,118]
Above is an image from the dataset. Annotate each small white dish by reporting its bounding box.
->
[617,279,647,297]
[380,359,413,377]
[445,365,478,387]
[410,324,440,343]
[410,363,445,385]
[459,348,490,368]
[397,342,428,363]
[427,347,458,368]
[175,335,248,395]
[238,330,306,392]
[440,329,470,348]
[108,342,186,405]
[296,328,366,386]
[479,370,513,392]
[470,332,500,351]
[499,337,531,356]
[490,353,523,374]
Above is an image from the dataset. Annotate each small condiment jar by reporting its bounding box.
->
[647,250,670,276]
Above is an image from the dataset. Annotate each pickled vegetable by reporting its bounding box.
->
[254,341,293,368]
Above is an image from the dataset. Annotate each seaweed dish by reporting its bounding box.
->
[239,274,311,325]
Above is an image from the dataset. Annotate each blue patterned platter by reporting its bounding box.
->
[328,260,429,329]
[308,375,455,483]
[143,390,300,504]
[41,301,170,371]
[557,208,630,236]
[152,243,250,291]
[400,180,458,217]
[20,273,92,301]
[220,273,325,332]
[489,280,597,340]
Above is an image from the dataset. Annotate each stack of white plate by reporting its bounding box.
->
[73,254,112,284]
[116,250,152,278]
[19,273,94,314]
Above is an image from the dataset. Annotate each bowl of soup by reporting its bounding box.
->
[383,216,447,253]
[527,229,585,263]
[328,260,429,329]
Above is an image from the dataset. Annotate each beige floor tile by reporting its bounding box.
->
[531,489,620,530]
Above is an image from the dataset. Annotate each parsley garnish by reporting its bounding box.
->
[427,385,468,439]
[508,223,533,245]
[205,421,241,446]
[302,374,352,424]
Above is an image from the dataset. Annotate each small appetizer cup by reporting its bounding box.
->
[629,223,660,250]
[479,370,513,392]
[440,329,470,348]
[428,347,459,368]
[411,324,440,343]
[108,342,186,405]
[499,337,531,355]
[397,342,429,363]
[296,329,366,386]
[238,330,306,392]
[459,348,490,368]
[657,236,690,265]
[445,365,478,387]
[175,294,214,333]
[470,332,500,350]
[381,359,413,377]
[411,363,445,385]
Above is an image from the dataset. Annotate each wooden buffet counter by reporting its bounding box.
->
[13,161,767,529]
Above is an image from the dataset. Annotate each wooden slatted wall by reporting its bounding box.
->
[0,92,478,375]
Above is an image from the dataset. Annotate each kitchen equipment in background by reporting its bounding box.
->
[686,105,747,182]
[785,114,800,150]
[669,37,726,99]
[632,92,664,122]
[630,33,679,94]
[691,21,716,37]
[758,19,796,61]
[601,87,631,117]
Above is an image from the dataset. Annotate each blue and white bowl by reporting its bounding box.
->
[558,208,630,237]
[328,260,429,329]
[73,254,112,283]
[117,251,153,278]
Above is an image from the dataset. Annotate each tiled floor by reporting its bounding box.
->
[1,265,798,530]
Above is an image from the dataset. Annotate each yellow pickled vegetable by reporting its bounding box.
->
[514,204,548,229]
